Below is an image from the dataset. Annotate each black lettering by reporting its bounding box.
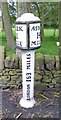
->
[16,33,18,39]
[26,54,31,57]
[26,63,30,69]
[27,58,31,60]
[26,73,31,82]
[26,54,31,69]
[19,26,23,31]
[35,26,38,31]
[37,26,40,30]
[27,60,30,62]
[26,79,31,82]
[31,26,40,31]
[26,75,31,79]
[31,26,35,31]
[20,41,22,46]
[27,84,30,100]
[37,32,40,39]
[32,41,36,45]
[26,73,31,78]
[16,26,23,31]
[37,40,40,45]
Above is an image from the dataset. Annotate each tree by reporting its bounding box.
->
[16,1,31,17]
[8,0,16,26]
[59,2,61,45]
[16,0,21,17]
[46,3,58,36]
[20,2,31,16]
[1,0,15,49]
[58,1,61,69]
[31,2,58,29]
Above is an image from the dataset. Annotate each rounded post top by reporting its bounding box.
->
[16,13,40,24]
[16,13,41,50]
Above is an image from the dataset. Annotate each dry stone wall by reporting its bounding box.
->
[0,46,60,89]
[0,46,6,70]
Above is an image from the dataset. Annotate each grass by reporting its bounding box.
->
[0,28,59,56]
[0,29,16,56]
[36,29,59,56]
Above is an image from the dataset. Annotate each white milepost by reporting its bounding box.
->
[16,13,41,108]
[20,50,35,108]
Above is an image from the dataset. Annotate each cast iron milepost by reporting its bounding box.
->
[16,13,41,108]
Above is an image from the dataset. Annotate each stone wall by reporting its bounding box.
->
[0,46,60,89]
[0,46,6,70]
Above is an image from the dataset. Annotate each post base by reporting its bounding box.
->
[19,98,36,108]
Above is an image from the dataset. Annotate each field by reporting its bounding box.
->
[0,28,59,56]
